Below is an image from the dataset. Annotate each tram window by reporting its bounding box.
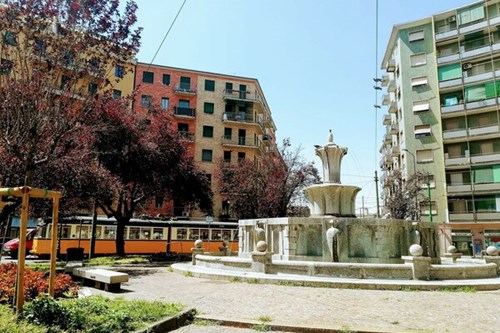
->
[140,228,150,239]
[103,226,116,239]
[201,229,209,240]
[60,226,71,238]
[232,230,239,241]
[129,227,140,240]
[41,225,50,238]
[175,228,187,240]
[75,226,90,238]
[212,229,222,240]
[153,228,164,240]
[94,226,103,239]
[222,230,231,241]
[189,229,200,240]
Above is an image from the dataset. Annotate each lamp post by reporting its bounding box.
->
[402,148,418,220]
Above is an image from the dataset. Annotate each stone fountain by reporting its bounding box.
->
[237,130,440,264]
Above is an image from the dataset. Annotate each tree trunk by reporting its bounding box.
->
[115,216,126,257]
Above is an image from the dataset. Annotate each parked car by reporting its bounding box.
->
[2,228,37,258]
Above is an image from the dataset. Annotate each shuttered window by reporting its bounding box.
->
[458,4,484,26]
[409,30,424,42]
[410,53,426,67]
[416,149,433,163]
[438,63,461,81]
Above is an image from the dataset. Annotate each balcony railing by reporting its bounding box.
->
[222,112,263,128]
[449,211,500,221]
[174,85,197,95]
[177,131,195,141]
[221,135,262,150]
[223,89,252,101]
[173,106,196,117]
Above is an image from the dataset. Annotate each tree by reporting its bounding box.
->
[91,102,213,256]
[216,139,320,219]
[382,169,424,220]
[0,0,141,223]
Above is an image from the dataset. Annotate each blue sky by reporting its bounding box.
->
[132,0,475,213]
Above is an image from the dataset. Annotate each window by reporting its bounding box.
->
[416,149,434,163]
[113,89,122,99]
[88,82,98,95]
[142,71,154,83]
[410,53,426,67]
[409,30,424,42]
[420,201,438,216]
[204,102,214,114]
[161,97,169,109]
[3,31,17,46]
[224,127,232,139]
[203,126,214,138]
[465,82,496,102]
[205,79,215,91]
[180,76,191,90]
[238,152,246,161]
[141,95,152,108]
[411,76,428,87]
[419,174,435,188]
[223,150,231,163]
[178,99,190,108]
[414,124,432,138]
[457,3,484,26]
[115,65,124,78]
[413,101,430,112]
[225,82,233,92]
[162,74,170,85]
[202,149,213,162]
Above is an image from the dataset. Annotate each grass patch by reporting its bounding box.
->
[183,271,194,277]
[167,266,174,273]
[26,262,65,272]
[22,295,183,333]
[229,276,241,283]
[439,286,476,293]
[277,280,303,287]
[0,304,46,333]
[257,315,272,323]
[251,323,271,332]
[194,318,219,326]
[86,256,149,267]
[247,278,258,284]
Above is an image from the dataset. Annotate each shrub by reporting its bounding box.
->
[0,263,78,304]
[23,294,69,331]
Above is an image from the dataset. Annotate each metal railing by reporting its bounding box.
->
[173,106,196,117]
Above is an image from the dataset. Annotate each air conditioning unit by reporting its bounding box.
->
[463,62,473,70]
[448,16,456,23]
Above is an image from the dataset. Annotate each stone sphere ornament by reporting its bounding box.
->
[194,239,203,249]
[486,246,498,256]
[256,240,268,252]
[409,244,423,256]
[447,245,457,254]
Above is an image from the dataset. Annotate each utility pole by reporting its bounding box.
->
[375,171,380,218]
[427,173,432,222]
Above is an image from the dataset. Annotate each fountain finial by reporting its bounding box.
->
[328,129,333,144]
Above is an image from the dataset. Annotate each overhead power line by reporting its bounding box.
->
[147,0,187,69]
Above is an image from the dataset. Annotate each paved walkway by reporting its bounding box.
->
[85,265,500,333]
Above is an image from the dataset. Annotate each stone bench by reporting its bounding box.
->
[73,268,129,292]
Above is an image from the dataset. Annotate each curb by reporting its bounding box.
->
[133,308,195,333]
[195,315,398,333]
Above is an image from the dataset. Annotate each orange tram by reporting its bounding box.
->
[31,216,239,258]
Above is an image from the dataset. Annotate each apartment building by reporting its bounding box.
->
[380,0,500,255]
[133,63,277,221]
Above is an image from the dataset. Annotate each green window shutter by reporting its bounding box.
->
[458,4,484,26]
[203,126,214,138]
[438,64,461,81]
[485,82,496,99]
[205,80,215,91]
[473,167,493,184]
[204,102,214,114]
[465,85,486,102]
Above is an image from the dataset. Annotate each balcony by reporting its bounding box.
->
[380,75,389,87]
[221,135,262,150]
[471,152,500,164]
[174,85,197,95]
[448,212,474,222]
[384,133,392,143]
[469,124,499,137]
[437,52,460,65]
[459,19,488,35]
[439,78,461,89]
[383,114,391,125]
[389,122,399,135]
[379,154,391,169]
[390,145,400,157]
[177,131,195,142]
[381,94,391,106]
[466,97,496,110]
[463,63,494,84]
[223,89,253,102]
[435,20,458,41]
[388,102,397,114]
[443,128,467,140]
[173,106,196,118]
[444,153,469,167]
[449,211,500,221]
[447,183,472,193]
[222,112,262,127]
[386,59,396,72]
[387,80,396,93]
[441,102,464,115]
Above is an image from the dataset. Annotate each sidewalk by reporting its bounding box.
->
[86,265,500,333]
